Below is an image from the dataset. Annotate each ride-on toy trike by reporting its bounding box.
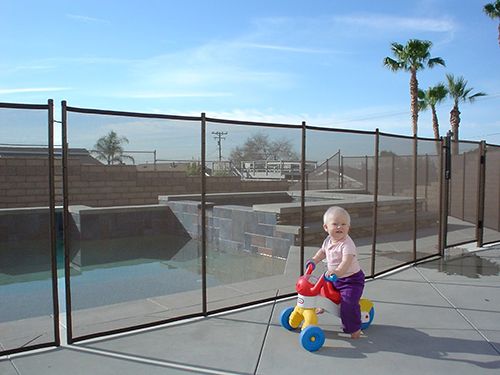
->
[280,263,375,352]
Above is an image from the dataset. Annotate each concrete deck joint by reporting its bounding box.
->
[69,345,247,375]
[414,266,500,356]
[253,295,278,375]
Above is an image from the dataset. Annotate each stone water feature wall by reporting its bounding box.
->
[160,191,437,260]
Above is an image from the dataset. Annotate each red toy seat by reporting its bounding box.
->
[320,281,341,304]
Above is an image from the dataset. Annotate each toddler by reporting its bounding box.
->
[308,206,365,339]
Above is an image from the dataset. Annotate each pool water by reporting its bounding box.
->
[0,234,286,320]
[69,235,285,309]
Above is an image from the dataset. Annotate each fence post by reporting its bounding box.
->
[300,121,306,274]
[441,131,452,255]
[371,129,379,277]
[48,99,60,346]
[340,155,344,189]
[365,155,369,193]
[438,138,444,254]
[391,154,395,195]
[424,154,429,211]
[412,135,417,261]
[476,141,486,247]
[462,151,466,220]
[61,100,74,344]
[326,158,329,189]
[201,113,207,316]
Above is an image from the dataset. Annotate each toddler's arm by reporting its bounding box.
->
[311,248,326,265]
[325,253,355,278]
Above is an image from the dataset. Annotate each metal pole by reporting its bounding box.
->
[61,100,73,344]
[365,155,369,193]
[462,152,466,220]
[413,135,418,262]
[370,129,380,277]
[300,121,306,274]
[425,154,429,211]
[438,138,444,254]
[340,155,344,189]
[337,150,341,189]
[476,141,486,247]
[48,99,60,346]
[391,154,395,195]
[201,113,207,315]
[326,158,329,189]
[442,131,452,254]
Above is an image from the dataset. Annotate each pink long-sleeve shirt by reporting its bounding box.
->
[317,235,361,277]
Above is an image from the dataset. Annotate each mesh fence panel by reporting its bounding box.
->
[447,141,480,246]
[204,120,301,310]
[65,109,202,340]
[0,105,57,354]
[374,135,415,274]
[483,144,500,244]
[305,129,375,277]
[416,138,441,257]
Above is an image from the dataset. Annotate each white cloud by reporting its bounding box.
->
[334,14,457,33]
[235,42,334,54]
[130,43,296,90]
[0,87,70,94]
[112,91,233,99]
[66,14,108,23]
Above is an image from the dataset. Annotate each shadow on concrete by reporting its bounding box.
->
[320,324,500,369]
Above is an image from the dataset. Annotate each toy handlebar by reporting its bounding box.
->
[305,259,315,275]
[323,273,338,282]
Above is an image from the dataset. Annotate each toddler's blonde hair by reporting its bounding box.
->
[323,206,351,226]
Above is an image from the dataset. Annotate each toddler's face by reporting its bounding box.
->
[323,213,350,242]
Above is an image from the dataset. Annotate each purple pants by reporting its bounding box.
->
[334,270,365,333]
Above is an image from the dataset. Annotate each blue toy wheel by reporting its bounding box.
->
[280,306,296,331]
[300,325,325,352]
[361,306,375,330]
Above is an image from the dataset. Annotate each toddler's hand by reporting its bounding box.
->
[324,271,338,282]
[305,259,316,271]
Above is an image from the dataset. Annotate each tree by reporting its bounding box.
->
[229,132,298,166]
[383,39,445,137]
[186,161,201,176]
[484,0,500,46]
[418,83,448,142]
[445,74,487,153]
[92,130,135,165]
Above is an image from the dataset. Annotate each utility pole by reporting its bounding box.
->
[212,131,227,161]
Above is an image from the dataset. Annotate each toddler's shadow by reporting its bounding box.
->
[319,325,500,369]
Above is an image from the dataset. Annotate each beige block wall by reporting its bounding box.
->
[0,157,290,208]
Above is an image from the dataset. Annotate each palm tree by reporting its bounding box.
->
[445,74,487,153]
[484,0,500,46]
[92,130,135,165]
[418,83,448,142]
[383,39,445,136]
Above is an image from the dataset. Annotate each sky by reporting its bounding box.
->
[1,0,499,150]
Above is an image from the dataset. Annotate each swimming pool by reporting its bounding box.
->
[0,234,286,321]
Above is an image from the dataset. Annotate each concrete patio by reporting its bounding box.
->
[1,242,499,374]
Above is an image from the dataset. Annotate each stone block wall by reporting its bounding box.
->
[0,207,52,242]
[0,156,290,208]
[69,204,188,241]
[165,201,295,259]
[67,204,191,269]
[0,158,53,208]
